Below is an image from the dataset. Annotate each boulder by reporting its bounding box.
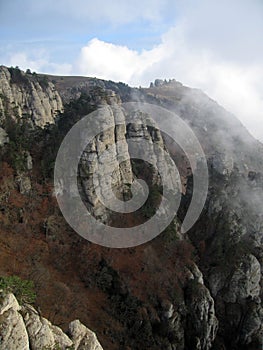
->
[69,319,103,350]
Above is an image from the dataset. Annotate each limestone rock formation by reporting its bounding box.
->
[0,66,63,127]
[0,127,8,147]
[184,264,218,350]
[78,101,133,221]
[69,320,103,350]
[0,292,103,350]
[0,66,262,349]
[78,98,178,222]
[16,173,32,195]
[223,254,261,304]
[0,293,29,350]
[185,281,218,350]
[21,304,73,350]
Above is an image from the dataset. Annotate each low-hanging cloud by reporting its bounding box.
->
[75,25,263,141]
[1,0,262,141]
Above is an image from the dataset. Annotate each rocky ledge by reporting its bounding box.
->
[0,292,103,350]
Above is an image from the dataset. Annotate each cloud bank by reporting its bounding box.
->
[1,0,262,141]
[73,25,263,141]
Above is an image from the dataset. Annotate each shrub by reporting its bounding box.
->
[8,66,29,86]
[0,275,36,305]
[37,75,49,89]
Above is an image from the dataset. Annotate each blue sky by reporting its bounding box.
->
[0,0,263,140]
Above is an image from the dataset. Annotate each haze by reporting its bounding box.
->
[0,0,262,141]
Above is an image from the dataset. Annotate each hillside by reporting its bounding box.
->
[0,66,262,350]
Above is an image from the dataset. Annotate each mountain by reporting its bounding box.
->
[0,66,262,349]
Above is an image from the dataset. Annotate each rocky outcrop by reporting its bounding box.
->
[184,264,218,350]
[16,173,32,195]
[21,304,73,350]
[208,253,263,348]
[78,94,178,222]
[78,98,133,221]
[69,320,103,350]
[0,293,29,350]
[0,127,8,146]
[155,264,218,350]
[0,66,63,127]
[0,66,262,349]
[223,254,261,304]
[185,281,218,350]
[0,292,103,350]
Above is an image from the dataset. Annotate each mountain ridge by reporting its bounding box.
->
[0,65,262,349]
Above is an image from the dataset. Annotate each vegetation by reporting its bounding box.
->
[36,92,96,179]
[0,275,36,305]
[37,75,49,89]
[3,114,35,172]
[8,66,29,86]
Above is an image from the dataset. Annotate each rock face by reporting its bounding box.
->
[0,292,103,350]
[0,127,8,146]
[142,80,263,349]
[185,281,218,350]
[157,264,218,350]
[0,66,63,127]
[78,99,133,221]
[78,94,178,222]
[16,173,32,195]
[223,254,261,304]
[69,320,103,350]
[0,293,29,350]
[0,67,262,349]
[184,264,218,350]
[21,304,73,350]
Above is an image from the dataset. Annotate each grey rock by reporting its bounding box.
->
[160,300,185,349]
[0,293,103,350]
[185,263,204,285]
[185,281,218,350]
[0,309,29,350]
[16,173,31,194]
[78,101,133,221]
[22,304,73,350]
[0,66,63,127]
[223,254,261,303]
[25,152,33,170]
[0,293,29,350]
[78,100,179,222]
[69,319,103,350]
[0,293,20,315]
[0,127,8,147]
[239,301,263,347]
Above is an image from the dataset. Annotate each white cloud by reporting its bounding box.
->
[2,0,262,141]
[76,38,163,83]
[73,23,263,141]
[3,23,263,141]
[5,51,72,76]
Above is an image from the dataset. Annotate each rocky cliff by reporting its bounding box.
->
[0,292,103,350]
[0,66,63,127]
[0,68,262,349]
